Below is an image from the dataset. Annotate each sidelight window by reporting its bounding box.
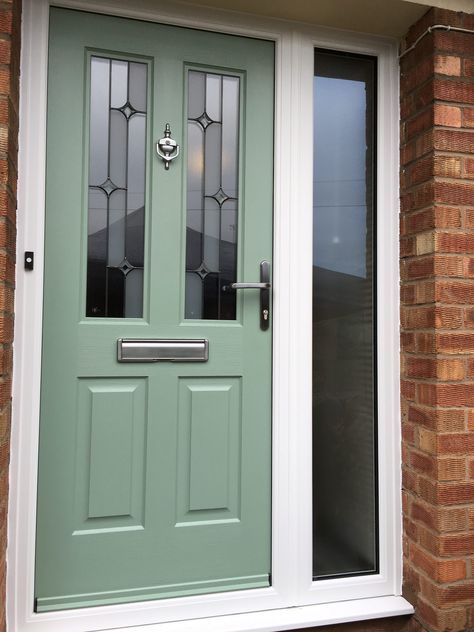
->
[312,50,378,580]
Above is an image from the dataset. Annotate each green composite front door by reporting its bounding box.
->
[35,7,274,612]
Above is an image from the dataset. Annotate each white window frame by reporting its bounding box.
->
[8,0,411,630]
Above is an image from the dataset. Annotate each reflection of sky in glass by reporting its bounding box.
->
[313,76,367,278]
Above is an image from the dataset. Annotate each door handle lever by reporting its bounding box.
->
[231,282,271,290]
[227,261,271,331]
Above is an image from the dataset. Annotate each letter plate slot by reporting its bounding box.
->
[117,339,209,362]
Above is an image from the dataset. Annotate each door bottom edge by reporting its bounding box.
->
[35,574,270,612]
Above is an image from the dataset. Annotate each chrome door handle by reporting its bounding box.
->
[231,282,271,290]
[229,261,271,331]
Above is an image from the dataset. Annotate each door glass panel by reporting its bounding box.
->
[185,70,240,320]
[313,50,378,579]
[86,56,148,318]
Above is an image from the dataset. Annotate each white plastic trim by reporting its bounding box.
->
[106,596,414,632]
[8,0,407,630]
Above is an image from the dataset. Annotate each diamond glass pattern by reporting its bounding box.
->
[185,71,240,320]
[211,187,230,207]
[86,57,148,318]
[117,257,135,276]
[118,101,138,119]
[97,177,121,197]
[196,111,214,129]
[196,264,210,279]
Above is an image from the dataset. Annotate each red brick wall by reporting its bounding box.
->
[400,7,474,632]
[0,1,21,629]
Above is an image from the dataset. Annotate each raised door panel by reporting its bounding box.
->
[176,377,242,524]
[74,378,147,533]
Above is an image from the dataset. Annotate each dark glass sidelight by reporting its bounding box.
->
[86,57,147,318]
[313,50,378,579]
[185,71,240,320]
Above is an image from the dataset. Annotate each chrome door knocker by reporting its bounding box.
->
[156,123,180,170]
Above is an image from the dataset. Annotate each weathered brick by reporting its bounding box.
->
[464,258,474,278]
[401,305,435,329]
[400,236,416,258]
[418,427,437,454]
[417,597,467,631]
[434,254,464,277]
[437,333,474,353]
[434,78,474,105]
[438,458,466,481]
[439,533,474,557]
[436,233,474,254]
[406,108,433,140]
[0,10,12,37]
[468,410,474,431]
[463,57,474,78]
[435,306,463,329]
[435,30,474,57]
[434,129,474,154]
[411,500,436,530]
[426,383,474,407]
[467,357,474,377]
[401,284,416,305]
[464,157,474,178]
[435,54,461,77]
[403,421,416,445]
[401,256,434,280]
[401,182,435,213]
[414,280,435,304]
[434,182,474,206]
[438,434,474,455]
[410,449,436,476]
[436,282,474,305]
[404,206,462,234]
[465,209,474,229]
[464,107,474,128]
[408,406,465,432]
[435,207,461,228]
[401,56,433,94]
[438,507,468,533]
[434,105,462,128]
[404,155,433,188]
[465,308,474,329]
[415,332,436,354]
[403,468,419,496]
[416,231,435,255]
[402,379,417,401]
[438,483,474,506]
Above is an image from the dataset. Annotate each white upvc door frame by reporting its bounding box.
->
[8,1,410,631]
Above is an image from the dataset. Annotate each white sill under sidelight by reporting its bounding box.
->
[103,597,414,632]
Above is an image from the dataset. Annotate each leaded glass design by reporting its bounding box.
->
[86,57,147,318]
[185,71,240,320]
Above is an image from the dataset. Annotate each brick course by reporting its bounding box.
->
[400,7,474,632]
